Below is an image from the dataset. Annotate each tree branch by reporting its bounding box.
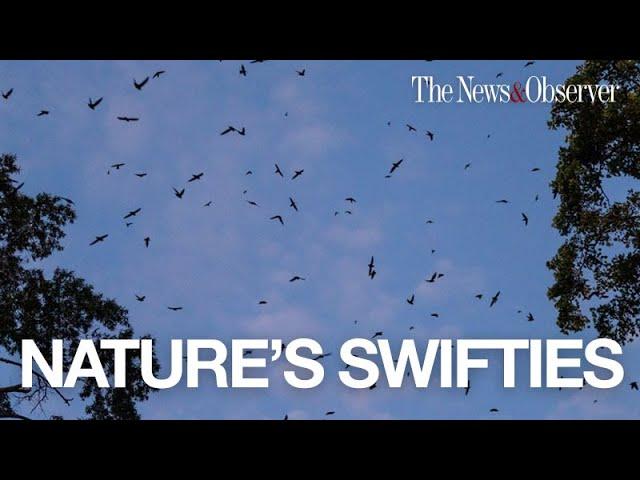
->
[0,357,73,405]
[0,413,31,420]
[0,384,30,394]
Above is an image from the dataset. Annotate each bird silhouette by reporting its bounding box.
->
[246,200,259,207]
[490,291,501,307]
[250,60,266,64]
[144,237,150,248]
[407,294,415,305]
[245,170,252,176]
[531,167,541,172]
[369,383,377,390]
[631,382,639,391]
[126,222,133,227]
[425,220,434,225]
[325,411,335,416]
[475,294,483,300]
[239,65,247,76]
[259,300,268,305]
[371,331,384,339]
[490,408,499,413]
[426,130,434,141]
[368,256,376,279]
[345,197,356,203]
[173,188,185,199]
[406,124,417,132]
[124,208,141,219]
[464,163,472,170]
[188,172,204,182]
[90,234,108,246]
[37,110,49,116]
[136,295,146,302]
[111,163,125,170]
[2,88,14,99]
[292,170,304,180]
[425,272,438,283]
[270,215,284,225]
[496,199,509,204]
[135,173,147,178]
[527,312,535,322]
[274,164,284,177]
[283,414,288,420]
[167,306,183,311]
[296,69,306,76]
[133,77,149,90]
[220,126,236,135]
[465,381,471,396]
[524,61,536,67]
[203,201,212,207]
[430,313,440,318]
[389,159,403,175]
[521,213,529,226]
[289,276,306,282]
[289,197,298,211]
[153,70,165,79]
[496,72,503,78]
[88,97,103,110]
[117,116,139,122]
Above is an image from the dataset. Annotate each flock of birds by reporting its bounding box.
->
[4,59,638,419]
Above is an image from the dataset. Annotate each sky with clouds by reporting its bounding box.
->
[1,60,639,419]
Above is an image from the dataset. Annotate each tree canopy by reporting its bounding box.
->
[0,153,158,419]
[548,60,640,344]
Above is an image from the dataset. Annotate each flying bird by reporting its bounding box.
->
[153,70,165,79]
[490,408,499,413]
[389,159,403,175]
[144,237,150,248]
[274,164,283,177]
[188,172,204,182]
[313,353,332,361]
[292,169,304,180]
[296,69,306,76]
[258,300,268,305]
[406,124,417,132]
[2,88,13,99]
[464,163,472,170]
[496,72,503,78]
[220,126,236,135]
[245,170,252,176]
[246,200,259,207]
[490,291,501,307]
[425,219,434,224]
[407,294,415,305]
[135,173,147,178]
[531,167,541,172]
[524,61,536,67]
[37,110,49,116]
[371,331,384,339]
[167,306,183,311]
[430,313,440,318]
[535,194,540,202]
[289,276,306,282]
[289,197,298,211]
[117,116,139,122]
[173,188,185,199]
[270,215,284,225]
[496,199,509,204]
[325,411,335,416]
[345,197,356,203]
[250,60,265,64]
[135,295,146,302]
[522,213,529,226]
[631,382,638,391]
[88,97,103,110]
[465,382,471,396]
[133,77,149,90]
[475,294,484,300]
[203,201,212,207]
[369,384,377,390]
[111,163,125,170]
[126,222,133,227]
[425,272,438,283]
[124,208,141,219]
[239,65,247,76]
[90,234,108,246]
[425,130,434,141]
[527,312,535,322]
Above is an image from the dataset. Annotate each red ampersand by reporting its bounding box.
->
[510,81,526,103]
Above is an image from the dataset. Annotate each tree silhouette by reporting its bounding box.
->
[548,60,640,344]
[0,153,158,419]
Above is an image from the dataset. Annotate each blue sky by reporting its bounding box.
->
[1,60,639,419]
